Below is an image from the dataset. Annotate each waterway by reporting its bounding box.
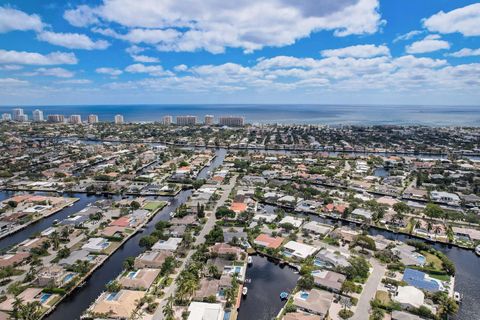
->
[237,255,299,320]
[45,148,226,319]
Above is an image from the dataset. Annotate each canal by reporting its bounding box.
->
[45,148,226,319]
[237,255,299,320]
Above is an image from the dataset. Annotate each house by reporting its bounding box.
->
[194,279,220,301]
[254,234,284,249]
[89,290,145,319]
[430,191,460,206]
[292,289,333,317]
[82,237,110,253]
[283,313,321,320]
[391,311,423,320]
[151,237,182,251]
[452,227,480,242]
[187,302,224,320]
[17,237,48,252]
[279,216,304,228]
[402,268,443,292]
[393,286,425,309]
[351,208,373,220]
[222,227,247,244]
[36,265,68,287]
[0,288,57,311]
[58,249,92,267]
[314,248,350,268]
[311,270,346,292]
[61,215,89,226]
[393,244,426,266]
[0,252,30,267]
[302,221,332,236]
[283,241,317,260]
[118,268,160,290]
[209,243,243,259]
[134,250,173,269]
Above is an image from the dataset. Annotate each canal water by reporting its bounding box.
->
[237,255,299,320]
[45,148,226,319]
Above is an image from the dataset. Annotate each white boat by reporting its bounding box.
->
[475,245,480,256]
[454,291,462,303]
[247,256,253,265]
[169,212,176,218]
[242,287,248,296]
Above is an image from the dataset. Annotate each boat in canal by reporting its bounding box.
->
[475,245,480,256]
[247,256,253,265]
[454,291,463,303]
[280,292,289,300]
[242,287,248,296]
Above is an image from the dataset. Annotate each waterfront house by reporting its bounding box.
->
[351,208,373,221]
[392,244,426,266]
[134,250,173,269]
[194,279,220,301]
[0,252,30,267]
[82,237,111,253]
[279,216,304,228]
[430,191,460,206]
[283,241,317,260]
[60,215,89,226]
[452,226,480,242]
[222,227,247,244]
[393,286,425,309]
[402,268,443,292]
[254,234,285,249]
[17,237,48,252]
[283,313,321,320]
[36,265,68,287]
[314,248,350,268]
[311,270,346,292]
[89,290,145,319]
[292,289,333,318]
[118,268,160,290]
[187,302,224,320]
[151,237,182,251]
[0,288,57,311]
[58,249,92,267]
[331,227,360,244]
[302,221,332,236]
[209,243,243,259]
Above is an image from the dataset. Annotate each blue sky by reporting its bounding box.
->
[0,0,479,105]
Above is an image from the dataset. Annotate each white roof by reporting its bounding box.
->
[151,237,182,251]
[394,286,424,308]
[187,302,224,320]
[302,221,332,234]
[283,241,317,259]
[279,216,304,228]
[352,208,373,219]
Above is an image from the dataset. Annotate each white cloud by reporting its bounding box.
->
[448,48,480,58]
[0,65,23,71]
[405,35,450,54]
[423,3,480,37]
[96,67,123,76]
[0,78,28,85]
[0,49,77,65]
[37,31,110,50]
[24,67,74,78]
[64,5,99,27]
[125,63,172,76]
[321,44,390,58]
[393,30,423,43]
[174,64,188,72]
[131,55,160,63]
[0,6,43,33]
[393,55,447,69]
[69,0,384,53]
[57,79,92,84]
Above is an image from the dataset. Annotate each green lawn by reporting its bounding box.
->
[429,273,450,281]
[143,201,166,212]
[375,290,391,305]
[421,251,443,270]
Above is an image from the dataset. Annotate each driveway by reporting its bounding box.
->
[352,259,386,320]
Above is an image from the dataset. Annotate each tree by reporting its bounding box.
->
[130,201,141,210]
[297,274,314,290]
[163,296,175,320]
[424,203,445,219]
[393,202,410,214]
[49,231,61,250]
[123,257,135,271]
[340,280,357,295]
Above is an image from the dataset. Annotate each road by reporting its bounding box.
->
[352,260,386,320]
[151,174,238,320]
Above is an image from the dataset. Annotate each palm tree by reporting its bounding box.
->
[207,264,219,279]
[433,225,442,239]
[50,231,61,250]
[163,295,175,320]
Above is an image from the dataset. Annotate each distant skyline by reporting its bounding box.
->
[0,0,479,105]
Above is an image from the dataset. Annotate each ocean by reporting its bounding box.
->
[1,104,480,126]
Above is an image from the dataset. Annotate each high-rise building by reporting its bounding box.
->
[88,114,99,124]
[32,109,44,122]
[204,115,214,125]
[1,113,12,121]
[12,108,24,121]
[114,114,124,124]
[47,114,65,123]
[162,115,172,125]
[219,116,245,127]
[176,115,197,126]
[70,114,82,124]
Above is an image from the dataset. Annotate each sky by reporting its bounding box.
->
[0,0,479,106]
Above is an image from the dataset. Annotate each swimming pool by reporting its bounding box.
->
[106,292,120,301]
[299,292,309,300]
[63,273,75,284]
[416,254,426,266]
[39,293,52,304]
[127,271,138,279]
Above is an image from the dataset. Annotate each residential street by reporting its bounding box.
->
[150,175,238,320]
[352,259,386,320]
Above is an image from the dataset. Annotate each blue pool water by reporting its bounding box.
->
[106,292,120,301]
[300,292,309,300]
[63,273,75,284]
[40,293,52,304]
[417,254,426,266]
[127,271,137,279]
